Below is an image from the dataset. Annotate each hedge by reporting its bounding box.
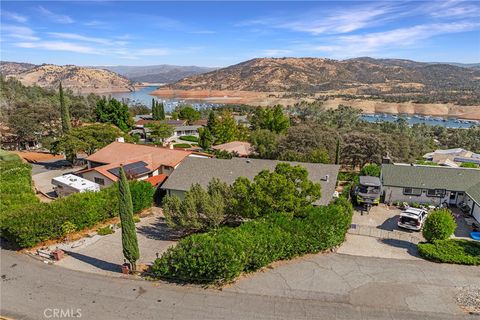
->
[179,135,199,142]
[417,239,480,265]
[0,180,155,248]
[0,151,39,213]
[151,198,353,284]
[173,143,191,148]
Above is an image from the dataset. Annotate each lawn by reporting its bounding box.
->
[417,239,480,265]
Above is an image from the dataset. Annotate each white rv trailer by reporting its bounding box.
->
[52,174,100,197]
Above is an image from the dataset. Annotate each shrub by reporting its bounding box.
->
[173,143,191,149]
[179,135,199,142]
[417,239,480,265]
[359,164,381,177]
[0,181,154,248]
[0,151,39,213]
[460,162,479,168]
[151,199,353,284]
[97,226,114,236]
[422,209,456,242]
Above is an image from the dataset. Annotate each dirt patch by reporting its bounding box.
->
[13,151,64,163]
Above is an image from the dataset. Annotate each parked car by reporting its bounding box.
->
[397,208,428,231]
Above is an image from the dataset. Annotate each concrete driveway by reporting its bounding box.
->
[55,210,178,275]
[338,204,424,260]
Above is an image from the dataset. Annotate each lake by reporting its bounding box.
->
[107,87,479,129]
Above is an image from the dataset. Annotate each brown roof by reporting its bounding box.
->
[212,141,253,157]
[135,119,187,126]
[86,142,192,168]
[145,174,168,186]
[192,119,208,126]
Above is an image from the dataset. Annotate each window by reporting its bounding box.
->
[94,177,105,185]
[403,188,422,196]
[426,189,446,197]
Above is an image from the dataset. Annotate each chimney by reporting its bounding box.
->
[116,137,125,143]
[169,143,174,150]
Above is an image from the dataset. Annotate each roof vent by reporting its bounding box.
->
[246,159,251,163]
[116,137,125,143]
[321,174,329,182]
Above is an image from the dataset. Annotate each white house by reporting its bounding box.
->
[52,174,100,197]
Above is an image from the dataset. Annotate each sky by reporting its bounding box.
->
[1,1,479,67]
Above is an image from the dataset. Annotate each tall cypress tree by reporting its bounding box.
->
[59,82,71,133]
[159,102,165,120]
[335,138,341,165]
[118,167,140,271]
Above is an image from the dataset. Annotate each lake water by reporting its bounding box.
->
[107,86,479,128]
[108,86,221,113]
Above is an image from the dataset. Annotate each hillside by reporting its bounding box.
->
[100,64,216,83]
[165,57,479,93]
[1,62,134,94]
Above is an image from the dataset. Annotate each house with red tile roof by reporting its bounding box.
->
[212,141,253,157]
[78,141,208,187]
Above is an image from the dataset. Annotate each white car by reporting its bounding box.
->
[397,208,428,231]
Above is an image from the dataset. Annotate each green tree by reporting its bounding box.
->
[231,163,321,218]
[212,111,238,144]
[146,122,174,144]
[52,123,130,158]
[207,110,217,131]
[422,209,457,242]
[118,167,140,271]
[250,105,289,134]
[249,129,280,159]
[341,131,386,168]
[335,139,341,165]
[95,98,133,131]
[198,127,214,149]
[59,82,71,133]
[129,103,150,116]
[158,102,165,120]
[360,164,381,177]
[178,105,201,124]
[162,178,232,231]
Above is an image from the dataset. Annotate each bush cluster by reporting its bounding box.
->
[422,209,457,242]
[0,181,154,248]
[179,135,199,142]
[151,198,352,284]
[418,239,480,265]
[0,151,39,213]
[173,143,191,149]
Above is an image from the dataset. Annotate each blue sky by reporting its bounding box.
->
[1,1,479,67]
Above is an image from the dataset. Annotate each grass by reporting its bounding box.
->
[417,239,480,265]
[97,226,114,236]
[179,135,199,142]
[173,143,191,149]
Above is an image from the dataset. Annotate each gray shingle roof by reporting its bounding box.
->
[162,157,340,205]
[381,164,480,203]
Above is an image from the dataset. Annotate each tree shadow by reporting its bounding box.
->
[136,217,184,241]
[379,238,420,257]
[34,160,73,170]
[64,251,120,272]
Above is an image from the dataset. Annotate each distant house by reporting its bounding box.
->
[78,140,207,187]
[381,164,480,222]
[212,141,253,157]
[172,125,201,138]
[423,148,480,167]
[161,157,340,206]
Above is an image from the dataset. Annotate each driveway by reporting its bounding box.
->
[2,249,479,319]
[31,161,81,197]
[338,204,424,260]
[54,210,178,275]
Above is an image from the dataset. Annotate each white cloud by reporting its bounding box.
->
[1,25,39,41]
[47,32,111,45]
[16,41,98,54]
[2,11,28,23]
[312,22,480,56]
[260,49,292,57]
[38,6,74,24]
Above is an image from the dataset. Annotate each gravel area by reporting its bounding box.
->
[456,286,480,314]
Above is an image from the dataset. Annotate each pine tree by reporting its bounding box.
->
[151,98,156,117]
[207,111,216,131]
[59,82,71,133]
[335,139,341,165]
[118,167,140,271]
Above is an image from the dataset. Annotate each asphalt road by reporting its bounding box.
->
[1,249,478,320]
